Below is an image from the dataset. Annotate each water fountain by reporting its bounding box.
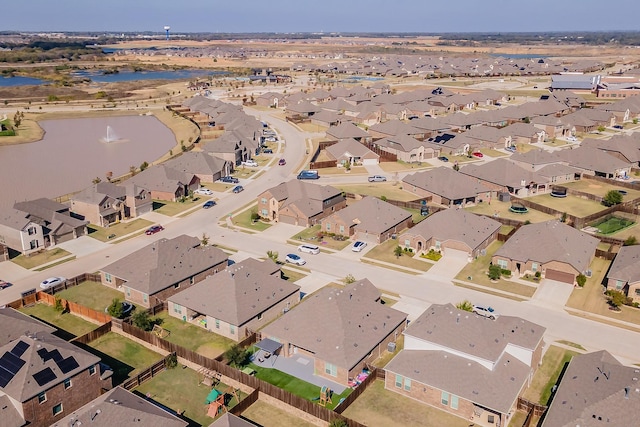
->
[100,125,126,143]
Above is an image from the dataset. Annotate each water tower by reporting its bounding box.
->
[164,26,171,41]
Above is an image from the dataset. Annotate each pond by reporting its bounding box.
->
[0,115,176,207]
[0,76,47,87]
[71,69,228,83]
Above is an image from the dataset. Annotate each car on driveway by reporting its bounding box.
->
[203,200,216,209]
[220,176,239,184]
[40,276,66,290]
[505,146,517,152]
[105,301,135,318]
[472,305,498,320]
[0,279,12,290]
[145,225,164,235]
[566,136,577,142]
[242,159,258,167]
[194,187,214,196]
[278,158,286,166]
[298,244,320,255]
[438,156,449,162]
[613,125,624,130]
[232,185,244,194]
[285,253,306,265]
[472,152,483,158]
[262,148,273,154]
[352,241,367,252]
[368,175,387,182]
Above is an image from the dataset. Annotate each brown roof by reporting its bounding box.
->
[607,245,640,285]
[403,167,493,200]
[557,146,631,174]
[263,180,344,218]
[126,164,196,194]
[325,122,370,139]
[101,235,227,295]
[261,279,407,370]
[324,196,411,235]
[164,152,228,177]
[208,413,256,427]
[495,220,599,273]
[325,138,378,161]
[0,308,57,347]
[460,158,549,188]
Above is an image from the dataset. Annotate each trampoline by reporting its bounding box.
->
[550,187,567,198]
[509,202,529,214]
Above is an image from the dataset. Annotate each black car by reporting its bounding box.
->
[613,125,624,129]
[262,148,273,154]
[220,176,239,184]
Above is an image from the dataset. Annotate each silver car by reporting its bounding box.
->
[368,175,387,182]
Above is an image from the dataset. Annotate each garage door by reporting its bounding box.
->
[362,158,378,166]
[545,269,574,284]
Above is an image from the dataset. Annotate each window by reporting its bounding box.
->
[27,226,37,235]
[52,403,63,416]
[30,240,39,250]
[497,259,508,269]
[326,223,331,232]
[531,262,538,273]
[89,365,96,376]
[261,209,268,216]
[635,288,640,296]
[230,325,235,335]
[339,225,345,234]
[64,378,72,389]
[325,362,337,377]
[395,374,403,388]
[435,241,441,249]
[38,392,47,404]
[441,391,449,406]
[257,313,263,320]
[404,378,411,391]
[173,304,182,314]
[105,273,112,283]
[616,280,625,290]
[261,198,267,204]
[451,394,459,409]
[143,294,148,303]
[215,319,220,329]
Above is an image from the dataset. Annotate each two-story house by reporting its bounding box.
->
[70,182,152,227]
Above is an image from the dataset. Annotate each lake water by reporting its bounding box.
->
[0,76,47,87]
[72,69,228,83]
[489,54,549,59]
[0,115,176,207]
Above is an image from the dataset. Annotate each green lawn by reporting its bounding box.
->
[606,220,640,241]
[337,183,420,202]
[56,280,126,312]
[12,247,72,269]
[563,180,640,200]
[342,380,471,427]
[405,208,429,225]
[87,218,153,242]
[19,303,99,339]
[241,400,317,427]
[362,239,432,272]
[526,194,606,217]
[478,148,509,158]
[248,360,351,411]
[153,312,235,359]
[523,345,578,405]
[153,197,209,216]
[465,200,556,223]
[280,267,308,283]
[232,205,272,231]
[136,366,245,427]
[290,225,351,251]
[590,216,634,234]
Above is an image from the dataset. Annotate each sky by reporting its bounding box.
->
[7,0,639,34]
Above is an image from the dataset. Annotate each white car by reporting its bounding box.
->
[285,253,306,265]
[567,136,577,142]
[242,160,258,167]
[40,276,66,290]
[194,187,213,196]
[472,305,499,320]
[298,244,320,255]
[352,241,367,252]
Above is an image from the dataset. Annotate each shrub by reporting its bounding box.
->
[623,236,638,246]
[132,311,153,331]
[605,289,628,310]
[488,265,502,280]
[54,297,65,313]
[166,353,178,369]
[501,268,512,277]
[576,274,587,287]
[421,249,442,261]
[107,298,123,318]
[456,300,473,312]
[225,344,251,368]
[344,274,356,284]
[534,271,541,278]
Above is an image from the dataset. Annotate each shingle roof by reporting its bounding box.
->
[557,145,631,174]
[265,181,343,218]
[325,138,378,161]
[325,196,411,235]
[164,152,228,177]
[460,158,549,188]
[325,122,370,139]
[0,308,56,347]
[261,279,407,370]
[403,167,493,200]
[126,164,196,194]
[607,245,640,285]
[209,413,256,427]
[100,235,227,295]
[495,220,599,272]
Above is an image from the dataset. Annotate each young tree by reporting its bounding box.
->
[201,233,209,246]
[394,245,403,259]
[623,236,638,246]
[606,290,627,310]
[225,344,251,368]
[107,298,123,318]
[140,161,149,171]
[344,274,356,284]
[488,265,502,280]
[576,274,587,288]
[267,250,279,264]
[132,310,153,331]
[603,190,623,206]
[456,300,474,312]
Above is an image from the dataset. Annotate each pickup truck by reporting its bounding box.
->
[297,170,319,180]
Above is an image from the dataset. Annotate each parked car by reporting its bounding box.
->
[438,156,449,162]
[220,176,240,184]
[505,146,517,152]
[352,241,368,252]
[0,279,12,290]
[613,125,624,130]
[368,175,387,182]
[472,305,499,320]
[232,185,244,194]
[472,152,483,158]
[285,253,306,265]
[40,276,66,290]
[566,136,577,142]
[297,170,319,180]
[203,200,216,209]
[105,301,135,318]
[262,148,273,154]
[278,158,286,166]
[145,225,164,235]
[194,187,213,196]
[298,244,320,255]
[242,159,258,167]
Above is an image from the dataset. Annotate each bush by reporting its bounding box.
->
[488,264,502,280]
[107,298,123,318]
[576,274,587,287]
[166,353,178,369]
[534,271,541,278]
[603,190,623,207]
[501,269,512,277]
[421,249,442,261]
[54,297,65,313]
[605,289,629,309]
[225,344,251,368]
[132,311,153,331]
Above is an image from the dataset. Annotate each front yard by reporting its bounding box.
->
[337,183,420,202]
[56,280,127,312]
[231,205,272,231]
[12,247,72,269]
[290,225,351,251]
[87,218,153,242]
[378,161,432,173]
[153,197,209,217]
[19,303,98,338]
[362,239,433,273]
[465,200,556,223]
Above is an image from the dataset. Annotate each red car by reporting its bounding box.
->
[0,280,12,290]
[472,152,483,158]
[145,225,164,235]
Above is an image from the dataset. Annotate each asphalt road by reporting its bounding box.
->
[2,107,640,366]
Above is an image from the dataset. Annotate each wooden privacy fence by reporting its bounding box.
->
[37,291,112,324]
[71,321,112,345]
[121,355,170,391]
[229,388,259,416]
[333,366,379,414]
[517,397,547,418]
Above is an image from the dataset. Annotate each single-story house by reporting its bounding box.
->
[403,167,494,206]
[70,182,152,227]
[373,134,432,163]
[260,279,407,387]
[325,122,371,142]
[556,145,633,179]
[460,158,550,197]
[99,235,228,307]
[385,303,545,427]
[493,220,599,284]
[606,245,640,304]
[324,138,380,166]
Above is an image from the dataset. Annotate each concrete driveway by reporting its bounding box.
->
[425,248,470,280]
[530,279,575,309]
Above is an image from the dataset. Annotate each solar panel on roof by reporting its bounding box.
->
[0,352,26,375]
[0,368,13,387]
[49,350,63,363]
[57,357,79,374]
[33,367,56,386]
[36,348,48,360]
[10,341,29,358]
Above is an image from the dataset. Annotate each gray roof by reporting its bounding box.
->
[52,386,188,427]
[542,351,640,427]
[0,308,56,346]
[376,134,424,153]
[126,164,196,194]
[72,181,127,205]
[13,198,88,231]
[607,245,640,285]
[0,394,23,427]
[509,149,562,167]
[325,122,370,139]
[0,333,100,402]
[559,147,629,177]
[164,152,228,177]
[209,413,256,427]
[495,220,599,273]
[325,138,378,161]
[537,163,582,179]
[402,209,501,251]
[264,180,344,218]
[261,279,407,370]
[460,158,549,188]
[368,120,424,137]
[581,135,640,164]
[403,167,493,200]
[101,235,227,295]
[325,196,411,235]
[168,259,299,326]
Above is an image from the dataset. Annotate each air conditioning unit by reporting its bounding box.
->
[584,270,592,278]
[387,342,397,353]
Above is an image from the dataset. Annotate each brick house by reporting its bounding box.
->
[385,303,545,427]
[260,279,407,387]
[403,167,494,207]
[99,235,228,307]
[125,164,201,202]
[606,245,640,304]
[324,138,380,166]
[168,258,300,341]
[321,196,412,244]
[493,220,599,284]
[257,181,346,226]
[70,182,153,227]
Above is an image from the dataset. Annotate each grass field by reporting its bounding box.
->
[363,239,433,272]
[465,200,555,223]
[56,280,127,312]
[526,193,606,217]
[563,180,640,200]
[153,312,235,358]
[337,183,420,202]
[241,399,317,427]
[12,247,72,269]
[87,218,153,242]
[290,225,351,251]
[590,216,635,235]
[19,303,98,339]
[152,197,209,217]
[523,346,578,405]
[231,205,272,231]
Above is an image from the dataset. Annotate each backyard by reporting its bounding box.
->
[87,218,153,242]
[11,247,72,269]
[19,303,99,338]
[290,225,351,251]
[465,200,556,223]
[56,280,128,312]
[342,380,471,427]
[240,399,317,427]
[563,179,640,200]
[362,239,433,273]
[153,311,235,358]
[337,183,421,202]
[526,193,606,217]
[589,215,635,235]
